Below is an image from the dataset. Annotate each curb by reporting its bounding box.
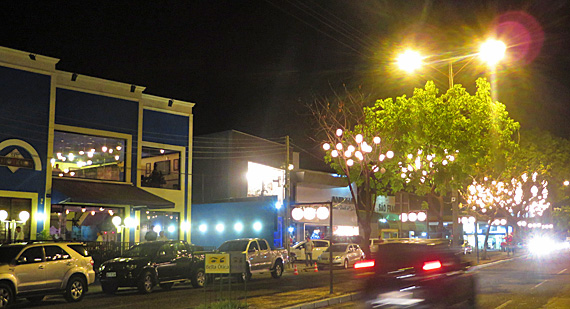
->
[282,292,362,309]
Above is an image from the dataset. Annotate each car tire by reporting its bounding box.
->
[0,283,13,308]
[137,271,155,294]
[343,259,349,269]
[237,264,252,283]
[27,295,45,304]
[160,282,174,290]
[271,261,283,278]
[64,276,86,303]
[101,282,118,295]
[191,268,206,288]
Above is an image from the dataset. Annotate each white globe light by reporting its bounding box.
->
[216,223,224,233]
[386,151,394,159]
[355,134,363,143]
[253,222,262,231]
[19,211,30,222]
[373,137,381,144]
[112,216,122,227]
[234,222,243,232]
[0,210,8,221]
[401,213,408,222]
[168,225,176,233]
[500,219,507,225]
[347,159,354,166]
[153,225,161,233]
[461,217,468,225]
[397,50,423,73]
[199,224,207,232]
[331,150,339,158]
[336,129,343,136]
[417,212,427,222]
[291,208,304,221]
[323,143,330,151]
[303,207,316,220]
[408,212,417,222]
[316,207,330,220]
[469,216,476,224]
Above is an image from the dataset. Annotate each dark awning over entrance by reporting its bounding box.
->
[51,178,175,209]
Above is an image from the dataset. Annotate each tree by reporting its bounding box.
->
[364,78,519,238]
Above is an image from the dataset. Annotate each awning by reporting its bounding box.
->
[51,178,175,209]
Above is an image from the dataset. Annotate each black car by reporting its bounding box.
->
[99,240,206,294]
[359,239,476,308]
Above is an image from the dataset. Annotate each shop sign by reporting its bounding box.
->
[205,253,230,274]
[0,149,34,173]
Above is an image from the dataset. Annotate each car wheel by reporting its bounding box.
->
[27,295,45,304]
[160,282,174,290]
[271,261,283,278]
[101,282,118,295]
[137,271,155,294]
[64,276,86,302]
[0,283,13,308]
[191,268,206,288]
[237,264,252,283]
[343,259,349,269]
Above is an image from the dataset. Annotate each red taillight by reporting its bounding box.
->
[354,260,375,269]
[422,260,442,271]
[90,258,94,266]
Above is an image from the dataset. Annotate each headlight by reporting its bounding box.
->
[99,264,105,272]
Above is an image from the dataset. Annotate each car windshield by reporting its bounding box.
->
[123,243,160,258]
[218,240,249,252]
[0,246,24,263]
[326,244,348,252]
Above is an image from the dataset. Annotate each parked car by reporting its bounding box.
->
[0,241,96,307]
[317,243,364,269]
[289,239,329,263]
[216,238,287,282]
[98,240,205,294]
[358,239,476,308]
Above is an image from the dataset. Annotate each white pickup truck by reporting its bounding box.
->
[216,238,288,282]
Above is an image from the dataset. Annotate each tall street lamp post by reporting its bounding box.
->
[396,38,507,247]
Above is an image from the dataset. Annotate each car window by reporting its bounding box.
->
[19,247,44,264]
[175,242,188,256]
[67,244,90,257]
[45,245,71,261]
[248,241,259,252]
[159,243,175,257]
[258,240,268,250]
[315,241,328,248]
[0,246,25,263]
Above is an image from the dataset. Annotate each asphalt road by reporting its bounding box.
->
[8,265,364,308]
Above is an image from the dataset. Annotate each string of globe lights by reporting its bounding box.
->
[322,129,394,177]
[465,172,549,219]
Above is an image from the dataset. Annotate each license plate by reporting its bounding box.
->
[106,272,116,278]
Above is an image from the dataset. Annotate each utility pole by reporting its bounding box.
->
[284,136,291,254]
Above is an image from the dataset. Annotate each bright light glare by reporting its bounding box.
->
[253,221,262,231]
[168,225,176,233]
[112,216,122,227]
[528,236,556,256]
[216,223,224,233]
[234,222,243,232]
[397,50,423,73]
[153,225,161,233]
[19,211,30,222]
[479,39,506,66]
[199,224,207,233]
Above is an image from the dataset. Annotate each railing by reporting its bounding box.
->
[84,241,135,271]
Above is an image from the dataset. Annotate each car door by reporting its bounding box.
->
[257,239,272,270]
[173,242,193,280]
[155,243,177,281]
[313,241,328,259]
[247,241,260,271]
[347,245,358,265]
[293,242,306,260]
[44,245,74,289]
[14,246,46,292]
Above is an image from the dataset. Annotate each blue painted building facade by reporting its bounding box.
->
[0,46,195,243]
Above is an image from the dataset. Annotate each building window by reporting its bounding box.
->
[141,147,180,190]
[52,131,126,182]
[140,211,180,240]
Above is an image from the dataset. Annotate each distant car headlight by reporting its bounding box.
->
[529,236,556,256]
[99,264,105,272]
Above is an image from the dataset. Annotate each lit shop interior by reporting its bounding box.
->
[49,131,180,241]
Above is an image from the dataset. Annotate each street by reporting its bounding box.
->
[7,250,570,308]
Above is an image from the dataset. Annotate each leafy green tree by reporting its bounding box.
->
[365,78,519,238]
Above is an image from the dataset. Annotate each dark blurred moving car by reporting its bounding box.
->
[99,241,205,294]
[359,239,476,308]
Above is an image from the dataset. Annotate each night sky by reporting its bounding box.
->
[2,1,570,170]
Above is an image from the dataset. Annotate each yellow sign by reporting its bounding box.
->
[205,253,230,274]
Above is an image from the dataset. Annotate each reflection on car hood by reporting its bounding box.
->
[104,256,150,265]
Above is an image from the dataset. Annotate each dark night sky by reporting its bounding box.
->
[2,1,570,170]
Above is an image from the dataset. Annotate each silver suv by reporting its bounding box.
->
[0,242,96,307]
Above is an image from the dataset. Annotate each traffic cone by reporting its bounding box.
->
[293,264,299,275]
[314,262,319,272]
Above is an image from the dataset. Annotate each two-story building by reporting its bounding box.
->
[0,46,194,244]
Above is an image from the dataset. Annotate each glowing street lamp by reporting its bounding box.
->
[479,39,507,66]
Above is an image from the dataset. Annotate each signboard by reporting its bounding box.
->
[205,253,230,274]
[230,252,246,274]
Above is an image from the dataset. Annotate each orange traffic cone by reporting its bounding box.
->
[293,264,299,275]
[314,262,319,272]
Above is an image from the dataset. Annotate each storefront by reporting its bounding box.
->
[0,46,194,242]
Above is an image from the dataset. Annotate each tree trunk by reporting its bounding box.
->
[482,213,495,260]
[355,186,372,259]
